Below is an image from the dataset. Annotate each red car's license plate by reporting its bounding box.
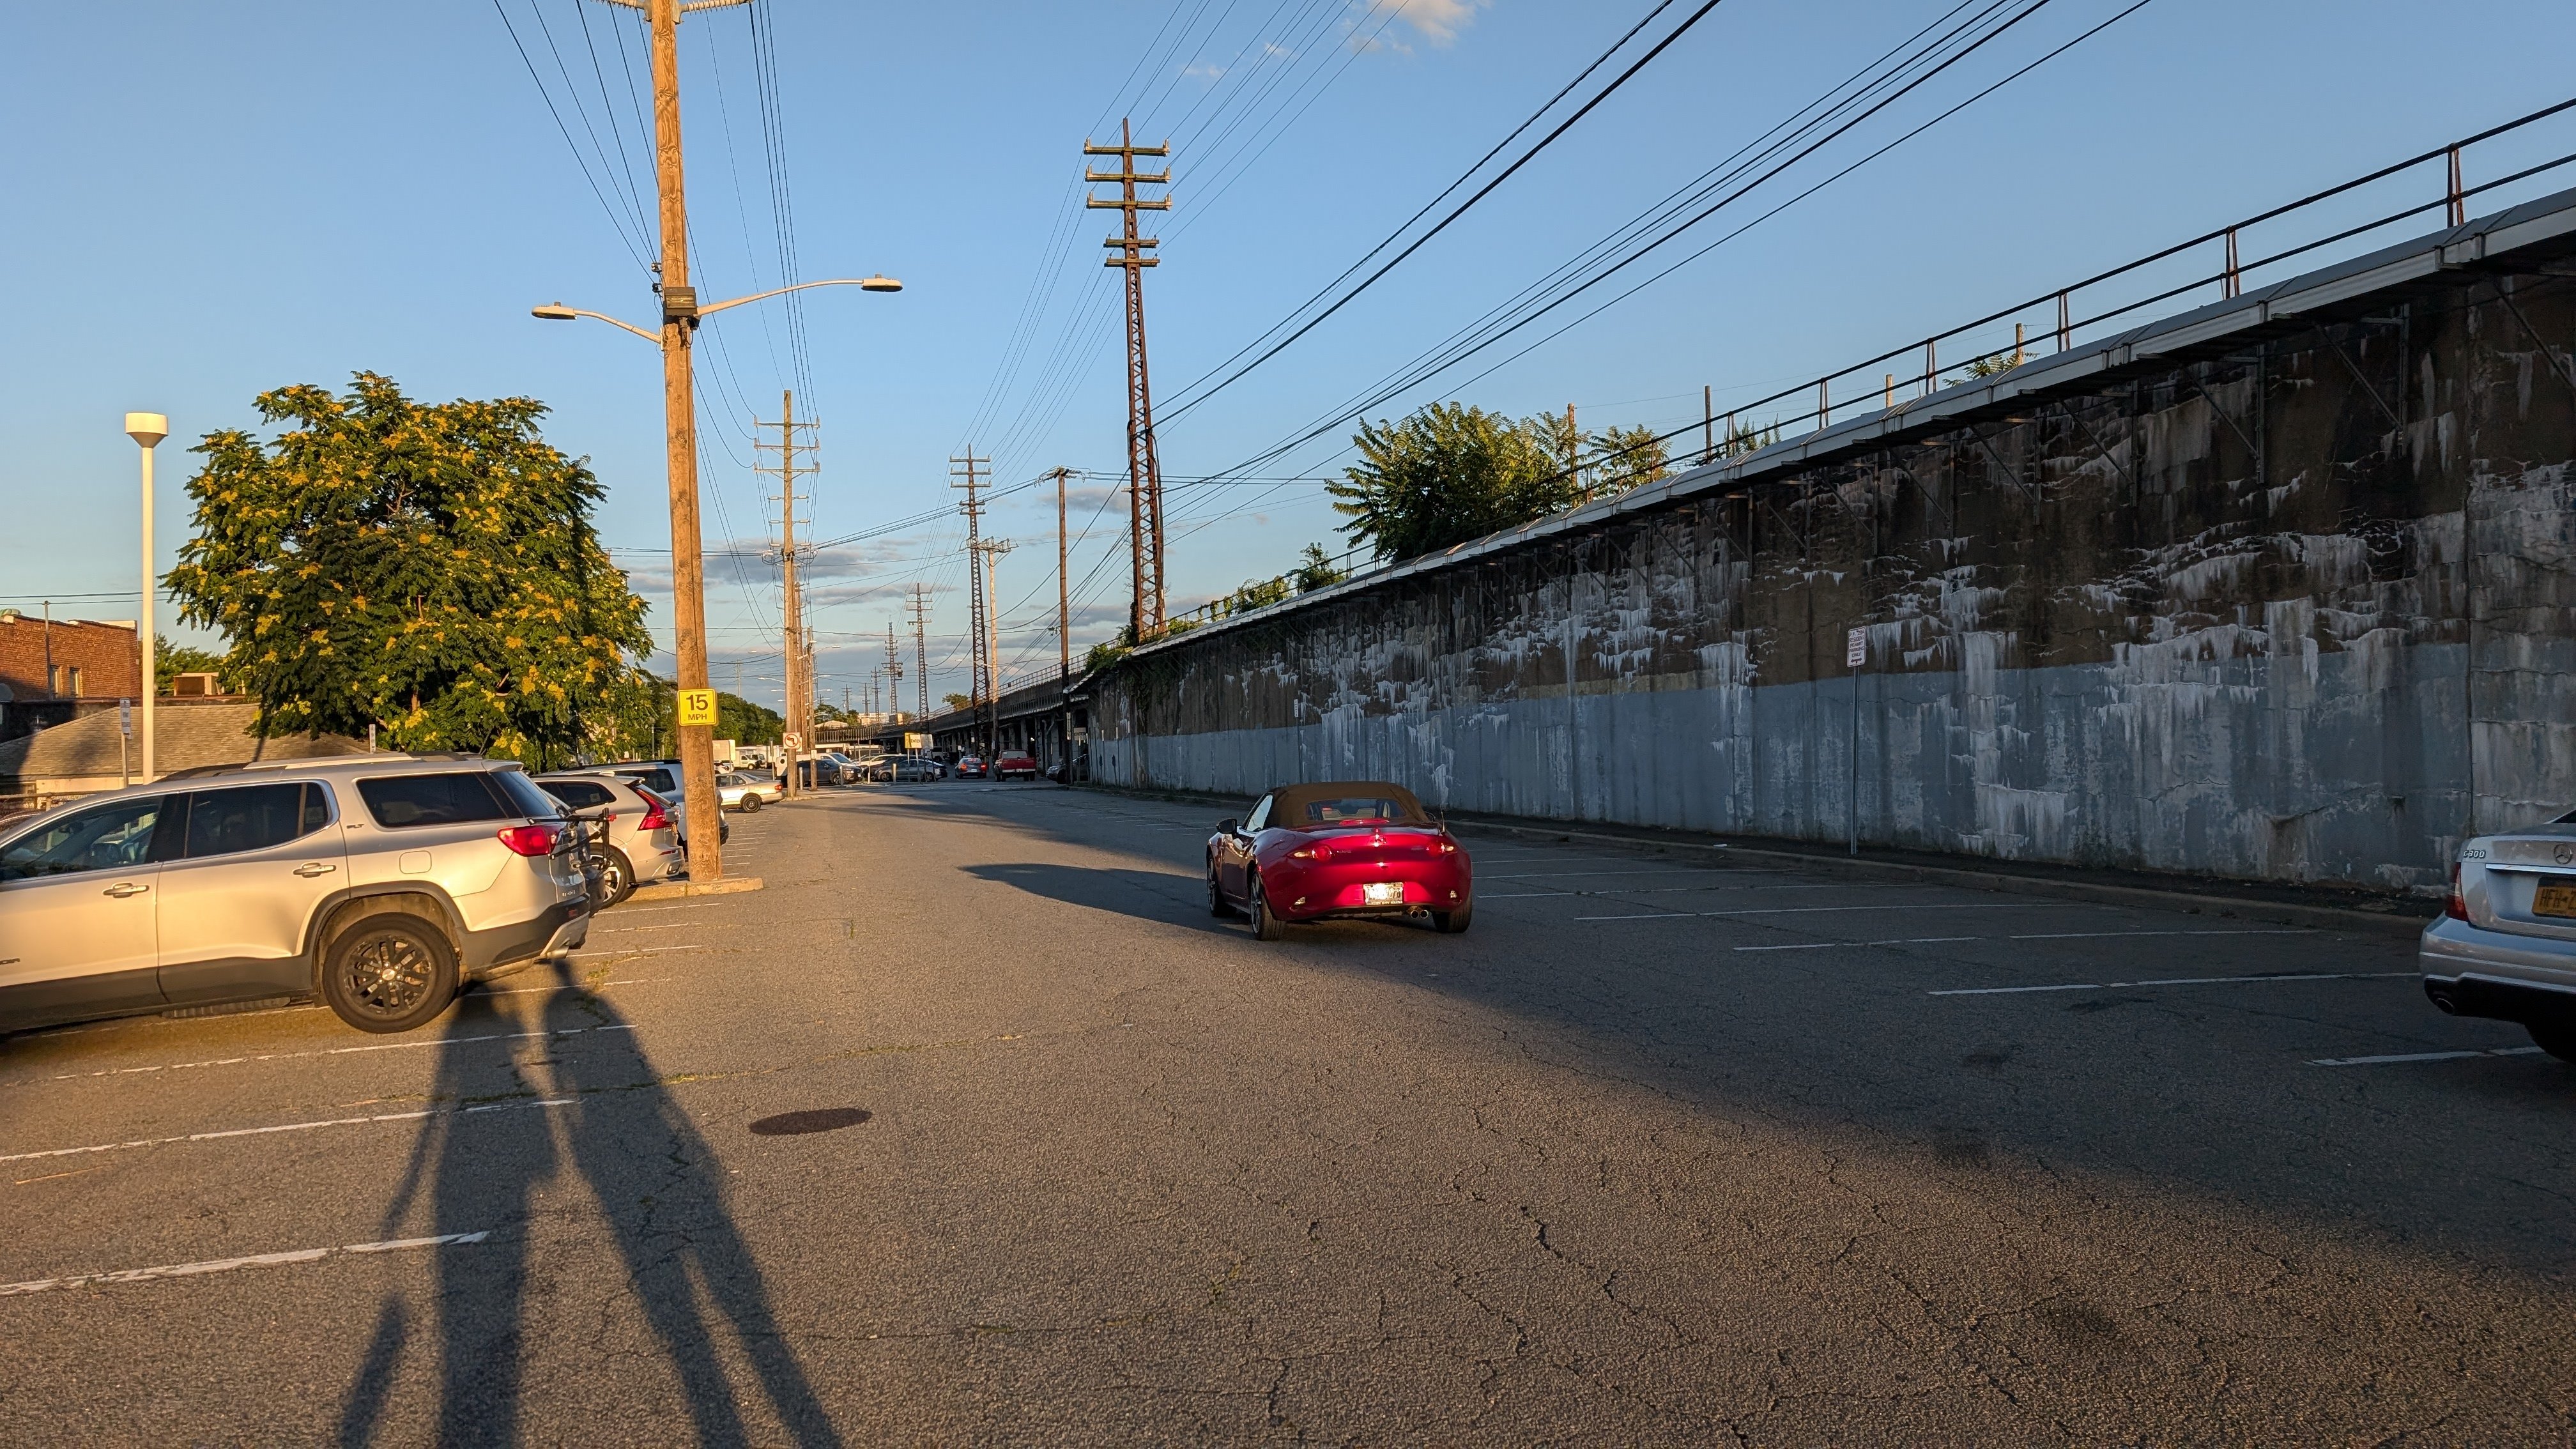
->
[1362,882,1404,906]
[2534,884,2576,919]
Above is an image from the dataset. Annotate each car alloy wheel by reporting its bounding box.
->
[592,847,634,907]
[740,793,763,814]
[321,916,459,1034]
[1249,874,1287,942]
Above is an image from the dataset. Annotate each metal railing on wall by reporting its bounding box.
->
[1142,96,2576,643]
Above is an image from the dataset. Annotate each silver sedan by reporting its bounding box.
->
[2421,811,2576,1060]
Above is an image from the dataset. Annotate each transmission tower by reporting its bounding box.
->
[883,622,906,723]
[1085,119,1170,638]
[973,536,1015,756]
[756,390,819,799]
[907,583,932,720]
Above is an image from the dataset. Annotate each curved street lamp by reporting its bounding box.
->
[526,271,901,880]
[530,275,902,336]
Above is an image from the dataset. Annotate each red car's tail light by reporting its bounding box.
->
[1435,838,1459,854]
[2446,862,2469,921]
[1289,844,1322,860]
[497,824,563,857]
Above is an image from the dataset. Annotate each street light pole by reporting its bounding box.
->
[125,412,167,783]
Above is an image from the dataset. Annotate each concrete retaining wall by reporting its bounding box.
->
[1091,224,2576,895]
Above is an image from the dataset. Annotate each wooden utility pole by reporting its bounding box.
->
[975,537,1015,758]
[1052,466,1072,681]
[757,389,816,799]
[1085,120,1170,640]
[641,0,742,878]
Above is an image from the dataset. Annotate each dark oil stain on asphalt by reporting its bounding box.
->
[749,1108,873,1136]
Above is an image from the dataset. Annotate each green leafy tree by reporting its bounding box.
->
[943,691,976,714]
[1289,542,1347,594]
[1586,424,1670,499]
[165,372,652,768]
[1328,402,1579,562]
[1223,576,1292,616]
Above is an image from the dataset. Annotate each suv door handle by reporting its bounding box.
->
[102,882,150,898]
[294,862,338,878]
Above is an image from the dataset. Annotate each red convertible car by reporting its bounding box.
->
[1207,781,1472,940]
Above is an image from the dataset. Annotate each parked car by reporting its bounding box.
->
[889,756,946,783]
[0,756,590,1036]
[715,770,776,813]
[2423,811,2576,1059]
[535,771,682,906]
[993,750,1040,781]
[954,755,988,779]
[601,762,729,848]
[1206,781,1473,941]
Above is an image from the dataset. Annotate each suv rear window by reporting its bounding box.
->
[490,769,565,820]
[542,779,618,810]
[358,772,510,829]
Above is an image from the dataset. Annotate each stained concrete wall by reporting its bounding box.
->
[1091,220,2576,895]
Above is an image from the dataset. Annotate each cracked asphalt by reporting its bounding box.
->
[3,782,2572,1443]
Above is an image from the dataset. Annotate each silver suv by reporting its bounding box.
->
[0,756,589,1037]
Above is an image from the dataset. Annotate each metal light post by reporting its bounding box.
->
[125,412,168,783]
[530,274,896,875]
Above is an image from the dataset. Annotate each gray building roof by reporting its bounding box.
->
[0,698,371,788]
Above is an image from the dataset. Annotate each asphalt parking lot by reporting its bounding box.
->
[1,783,2569,1442]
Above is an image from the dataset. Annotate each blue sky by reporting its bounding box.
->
[6,0,2575,714]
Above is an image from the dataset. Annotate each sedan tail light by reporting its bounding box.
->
[497,824,564,857]
[2446,862,2469,921]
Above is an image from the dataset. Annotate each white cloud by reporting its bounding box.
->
[1183,61,1225,82]
[1352,0,1488,53]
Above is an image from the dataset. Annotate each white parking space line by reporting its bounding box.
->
[1739,937,1986,951]
[2007,929,2318,941]
[2308,1045,2549,1067]
[1485,882,1854,900]
[29,1025,636,1086]
[1742,928,2324,956]
[1579,903,2058,922]
[0,1231,487,1298]
[0,1097,574,1165]
[477,979,666,997]
[1482,869,1724,880]
[1932,970,2416,997]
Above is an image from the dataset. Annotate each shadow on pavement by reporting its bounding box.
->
[916,787,2576,1284]
[337,962,840,1447]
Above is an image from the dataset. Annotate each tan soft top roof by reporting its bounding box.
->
[1269,781,1429,825]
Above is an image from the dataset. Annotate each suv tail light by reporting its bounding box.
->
[635,790,672,832]
[2446,862,2469,921]
[496,824,563,857]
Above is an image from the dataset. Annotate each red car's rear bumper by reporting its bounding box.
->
[1267,859,1470,921]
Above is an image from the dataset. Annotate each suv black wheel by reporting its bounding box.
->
[321,915,459,1034]
[2529,1024,2576,1062]
[1248,874,1287,942]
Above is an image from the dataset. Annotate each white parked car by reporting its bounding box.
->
[716,771,777,813]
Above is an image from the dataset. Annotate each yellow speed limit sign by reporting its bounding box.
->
[677,688,719,727]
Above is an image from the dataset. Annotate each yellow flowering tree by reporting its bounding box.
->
[165,372,652,767]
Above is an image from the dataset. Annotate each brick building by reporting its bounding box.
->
[0,610,142,703]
